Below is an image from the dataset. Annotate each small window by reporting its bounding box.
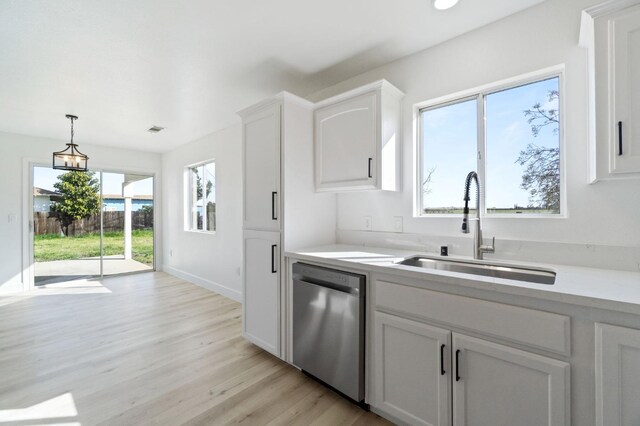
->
[187,161,216,232]
[418,74,561,216]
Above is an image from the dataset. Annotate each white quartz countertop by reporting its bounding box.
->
[285,244,640,315]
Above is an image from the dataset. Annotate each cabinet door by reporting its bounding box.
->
[243,103,281,231]
[243,230,280,356]
[595,323,640,426]
[611,6,640,174]
[373,312,451,426]
[452,334,569,426]
[315,92,377,191]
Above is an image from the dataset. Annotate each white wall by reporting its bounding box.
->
[306,0,640,268]
[0,130,162,293]
[161,125,243,301]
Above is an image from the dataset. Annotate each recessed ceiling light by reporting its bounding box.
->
[433,0,459,10]
[148,126,165,133]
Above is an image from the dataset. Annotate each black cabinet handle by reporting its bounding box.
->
[271,192,277,220]
[618,121,623,156]
[368,158,373,178]
[271,244,277,273]
[440,344,446,375]
[455,349,461,381]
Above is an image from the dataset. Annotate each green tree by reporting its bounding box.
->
[50,171,101,236]
[518,90,560,211]
[191,167,213,200]
[138,205,153,214]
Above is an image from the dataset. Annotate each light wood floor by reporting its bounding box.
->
[0,272,391,426]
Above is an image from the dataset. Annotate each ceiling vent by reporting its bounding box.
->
[148,126,165,133]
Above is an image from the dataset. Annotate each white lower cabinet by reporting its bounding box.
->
[595,323,640,426]
[374,312,451,426]
[452,334,570,426]
[373,311,570,426]
[242,230,280,356]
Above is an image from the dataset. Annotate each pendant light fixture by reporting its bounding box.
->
[53,114,89,171]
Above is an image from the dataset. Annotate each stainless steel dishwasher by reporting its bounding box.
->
[292,262,365,403]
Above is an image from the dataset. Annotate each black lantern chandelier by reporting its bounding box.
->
[53,114,89,171]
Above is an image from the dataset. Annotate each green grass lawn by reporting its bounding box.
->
[35,229,154,265]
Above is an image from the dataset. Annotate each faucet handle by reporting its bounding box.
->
[480,237,495,254]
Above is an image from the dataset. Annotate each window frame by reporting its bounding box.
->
[185,159,216,233]
[414,66,566,219]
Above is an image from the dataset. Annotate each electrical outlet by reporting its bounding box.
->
[364,216,372,231]
[393,216,403,233]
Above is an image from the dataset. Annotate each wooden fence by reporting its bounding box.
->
[34,211,153,236]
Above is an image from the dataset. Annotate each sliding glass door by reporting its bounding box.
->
[101,172,154,276]
[32,166,154,285]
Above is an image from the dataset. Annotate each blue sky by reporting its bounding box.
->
[34,167,154,196]
[421,77,559,211]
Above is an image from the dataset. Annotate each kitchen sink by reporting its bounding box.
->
[396,256,556,285]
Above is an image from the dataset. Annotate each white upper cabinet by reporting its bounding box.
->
[314,80,403,192]
[315,93,377,190]
[609,6,640,174]
[581,2,640,181]
[241,103,281,231]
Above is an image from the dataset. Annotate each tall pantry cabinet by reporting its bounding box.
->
[238,93,335,358]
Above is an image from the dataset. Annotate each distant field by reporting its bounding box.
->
[486,208,558,214]
[34,229,153,265]
[423,208,558,215]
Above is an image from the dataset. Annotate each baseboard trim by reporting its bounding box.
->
[162,265,242,302]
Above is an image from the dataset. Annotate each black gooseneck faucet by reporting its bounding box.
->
[461,171,495,260]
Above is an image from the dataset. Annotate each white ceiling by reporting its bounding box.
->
[0,0,543,153]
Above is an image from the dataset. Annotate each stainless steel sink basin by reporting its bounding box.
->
[396,256,556,285]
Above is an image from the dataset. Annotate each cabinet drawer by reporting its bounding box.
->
[375,279,570,356]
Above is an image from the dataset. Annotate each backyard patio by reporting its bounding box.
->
[34,230,153,285]
[35,256,151,285]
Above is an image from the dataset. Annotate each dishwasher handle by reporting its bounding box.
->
[293,278,361,296]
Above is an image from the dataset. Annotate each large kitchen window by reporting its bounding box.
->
[187,161,216,232]
[418,73,562,216]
